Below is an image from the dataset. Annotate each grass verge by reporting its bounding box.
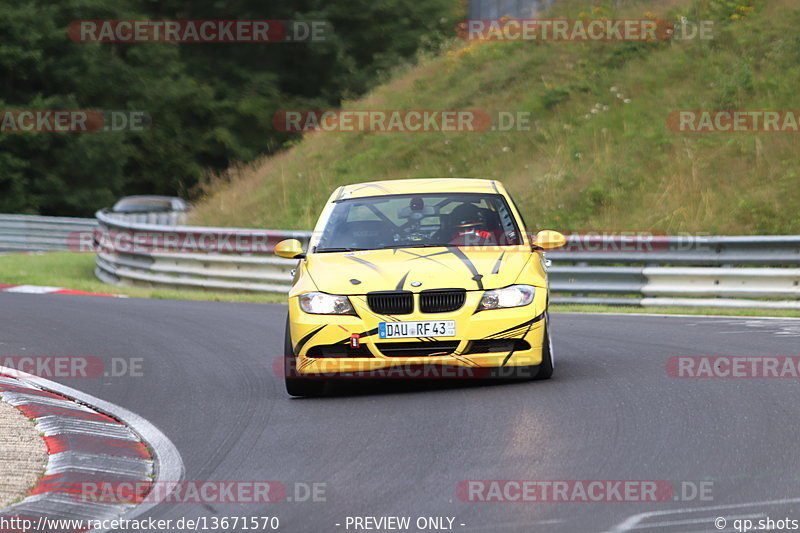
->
[0,252,284,303]
[191,0,800,235]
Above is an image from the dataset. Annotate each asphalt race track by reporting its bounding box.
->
[2,292,800,533]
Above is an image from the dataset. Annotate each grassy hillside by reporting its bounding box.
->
[191,0,800,235]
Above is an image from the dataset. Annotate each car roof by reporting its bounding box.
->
[335,178,503,200]
[115,195,182,203]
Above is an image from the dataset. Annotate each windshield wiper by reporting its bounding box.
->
[315,247,367,253]
[380,244,450,249]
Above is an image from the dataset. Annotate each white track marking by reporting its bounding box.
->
[4,285,63,294]
[609,497,800,532]
[461,518,566,530]
[0,365,185,533]
[627,513,765,529]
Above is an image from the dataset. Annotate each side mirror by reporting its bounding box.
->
[274,239,306,259]
[533,230,567,250]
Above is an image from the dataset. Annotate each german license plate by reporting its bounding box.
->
[378,320,456,339]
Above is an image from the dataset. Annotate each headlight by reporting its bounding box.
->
[477,285,535,311]
[299,292,356,315]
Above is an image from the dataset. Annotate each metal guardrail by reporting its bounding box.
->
[548,266,800,309]
[93,210,311,293]
[91,211,800,309]
[99,209,189,226]
[0,214,96,252]
[546,236,800,308]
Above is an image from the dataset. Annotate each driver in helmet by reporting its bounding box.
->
[446,203,494,245]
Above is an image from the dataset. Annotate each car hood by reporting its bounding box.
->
[305,247,534,294]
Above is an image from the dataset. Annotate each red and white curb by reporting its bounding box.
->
[0,284,126,298]
[0,369,183,533]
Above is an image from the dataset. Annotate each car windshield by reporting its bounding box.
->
[314,193,523,252]
[113,199,174,212]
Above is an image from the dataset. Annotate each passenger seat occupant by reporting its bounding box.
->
[345,221,392,249]
[318,220,392,250]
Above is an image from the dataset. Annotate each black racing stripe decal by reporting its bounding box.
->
[396,271,410,291]
[491,252,505,275]
[491,331,527,339]
[502,320,535,366]
[485,324,539,340]
[294,325,326,355]
[448,247,484,290]
[455,355,479,366]
[484,312,545,340]
[362,327,380,337]
[398,249,459,271]
[414,250,450,258]
[347,254,380,272]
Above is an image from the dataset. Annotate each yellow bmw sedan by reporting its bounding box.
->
[275,178,566,396]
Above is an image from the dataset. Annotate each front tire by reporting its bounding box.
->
[512,312,553,381]
[284,317,327,397]
[532,316,553,380]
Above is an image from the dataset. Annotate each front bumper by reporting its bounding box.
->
[287,289,547,376]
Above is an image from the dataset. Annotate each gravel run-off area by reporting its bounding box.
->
[0,398,47,509]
